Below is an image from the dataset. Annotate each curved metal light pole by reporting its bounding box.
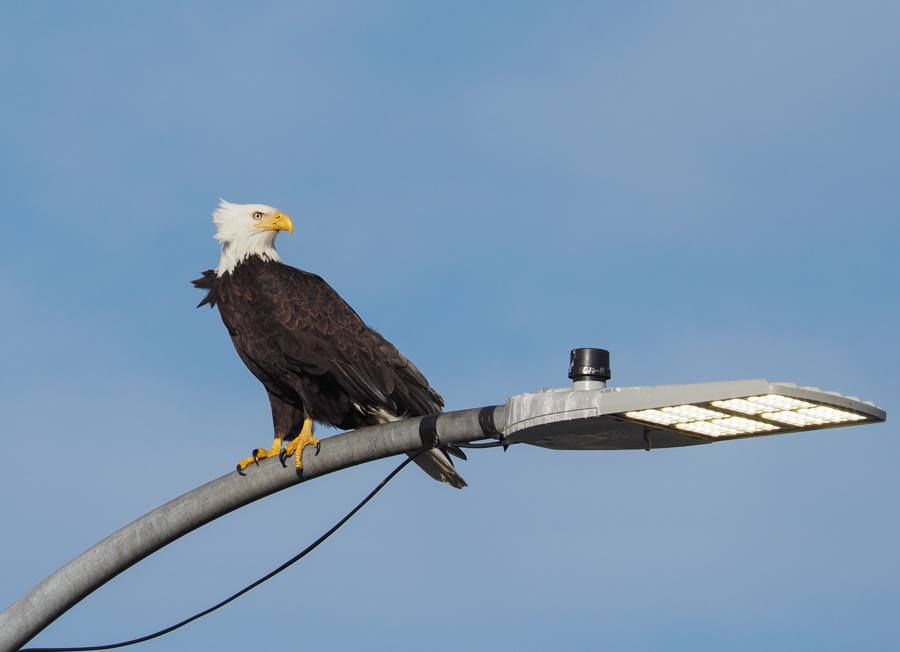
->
[0,349,886,652]
[0,405,507,652]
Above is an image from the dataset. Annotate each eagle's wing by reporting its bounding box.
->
[254,263,444,419]
[259,265,465,488]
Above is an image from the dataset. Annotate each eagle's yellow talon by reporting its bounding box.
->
[282,418,320,473]
[235,437,283,474]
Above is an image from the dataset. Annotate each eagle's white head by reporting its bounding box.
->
[212,200,294,276]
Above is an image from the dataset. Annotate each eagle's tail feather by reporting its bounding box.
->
[411,448,468,489]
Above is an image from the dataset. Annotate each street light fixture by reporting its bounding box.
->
[504,348,886,450]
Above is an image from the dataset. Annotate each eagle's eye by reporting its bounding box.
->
[251,211,264,221]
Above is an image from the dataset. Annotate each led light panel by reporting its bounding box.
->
[714,417,779,434]
[763,406,865,427]
[747,395,815,410]
[675,417,779,437]
[660,405,725,421]
[710,398,768,414]
[622,392,870,439]
[675,421,737,437]
[622,409,682,425]
[799,406,866,422]
[762,410,822,426]
[625,405,728,425]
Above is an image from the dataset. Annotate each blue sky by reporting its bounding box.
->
[1,2,898,650]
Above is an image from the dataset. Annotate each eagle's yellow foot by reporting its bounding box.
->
[236,437,283,474]
[279,420,320,473]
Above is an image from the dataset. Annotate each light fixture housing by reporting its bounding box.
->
[503,379,885,450]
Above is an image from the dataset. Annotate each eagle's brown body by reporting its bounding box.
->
[193,256,465,487]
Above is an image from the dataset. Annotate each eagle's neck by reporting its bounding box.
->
[215,238,281,276]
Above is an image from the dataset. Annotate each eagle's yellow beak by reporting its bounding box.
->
[256,211,294,234]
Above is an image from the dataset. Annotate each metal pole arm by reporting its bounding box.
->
[0,406,506,652]
[2,376,883,650]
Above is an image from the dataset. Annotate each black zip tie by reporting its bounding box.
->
[418,414,439,448]
[477,406,498,435]
[477,405,509,450]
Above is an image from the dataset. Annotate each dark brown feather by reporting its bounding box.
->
[193,257,444,433]
[192,270,219,308]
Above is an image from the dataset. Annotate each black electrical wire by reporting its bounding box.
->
[21,451,423,652]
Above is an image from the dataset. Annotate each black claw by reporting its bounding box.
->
[252,449,261,465]
[236,464,246,476]
[279,449,288,467]
[315,441,321,455]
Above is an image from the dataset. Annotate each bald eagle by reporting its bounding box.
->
[193,200,466,488]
